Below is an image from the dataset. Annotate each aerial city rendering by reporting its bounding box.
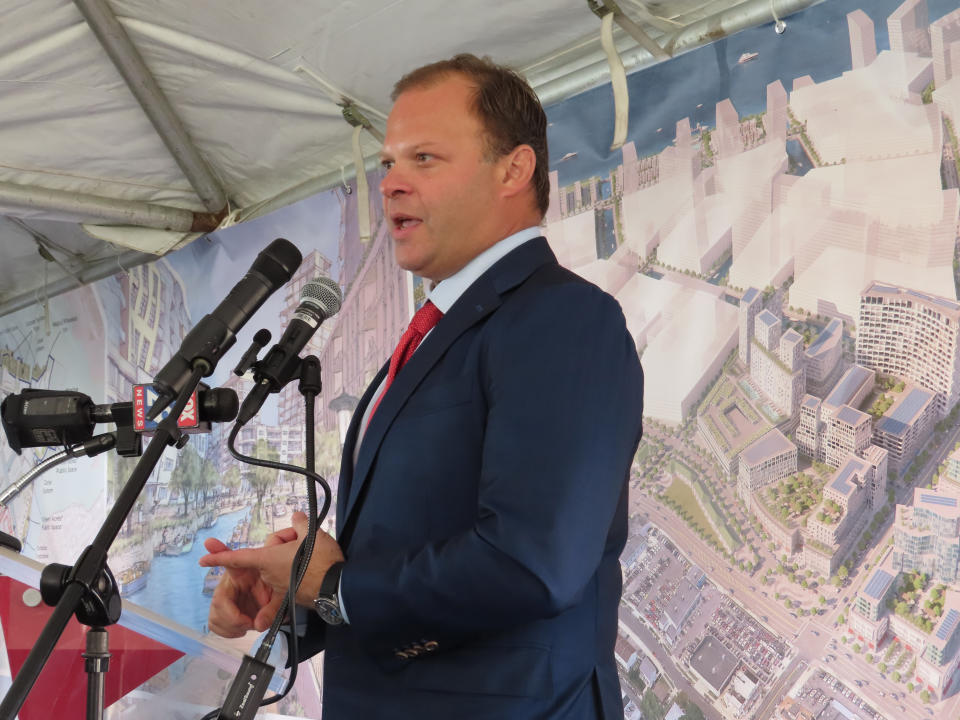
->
[3,1,960,718]
[538,1,960,719]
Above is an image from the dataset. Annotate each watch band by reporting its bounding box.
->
[313,561,345,625]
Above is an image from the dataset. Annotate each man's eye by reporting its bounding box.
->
[416,153,432,162]
[381,160,394,170]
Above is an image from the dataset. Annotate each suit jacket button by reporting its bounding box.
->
[424,641,439,652]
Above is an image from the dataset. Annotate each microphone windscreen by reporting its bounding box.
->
[201,388,240,423]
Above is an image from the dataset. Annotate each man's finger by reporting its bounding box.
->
[208,596,254,638]
[254,593,287,632]
[291,511,309,537]
[265,527,299,546]
[203,537,230,554]
[199,547,264,569]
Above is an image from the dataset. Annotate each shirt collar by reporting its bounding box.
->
[427,226,542,313]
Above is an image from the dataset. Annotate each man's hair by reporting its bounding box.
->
[392,54,550,218]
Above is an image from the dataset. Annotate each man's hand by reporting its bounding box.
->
[200,511,345,635]
[202,525,297,637]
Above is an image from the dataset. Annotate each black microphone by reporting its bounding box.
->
[148,238,302,419]
[0,387,239,454]
[236,277,343,425]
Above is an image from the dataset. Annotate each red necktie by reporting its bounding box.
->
[367,300,444,423]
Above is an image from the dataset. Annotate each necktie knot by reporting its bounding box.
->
[366,300,443,425]
[409,300,444,337]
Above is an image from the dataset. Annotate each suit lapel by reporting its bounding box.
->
[339,237,558,536]
[335,361,388,536]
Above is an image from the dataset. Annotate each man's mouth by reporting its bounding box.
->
[392,214,422,231]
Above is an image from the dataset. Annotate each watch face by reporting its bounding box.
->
[314,597,344,625]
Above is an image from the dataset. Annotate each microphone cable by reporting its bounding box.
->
[200,405,331,720]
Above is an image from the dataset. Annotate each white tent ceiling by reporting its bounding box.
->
[0,0,820,317]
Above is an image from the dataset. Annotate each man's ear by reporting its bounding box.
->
[499,144,537,200]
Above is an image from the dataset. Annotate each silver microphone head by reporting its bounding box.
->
[300,277,343,319]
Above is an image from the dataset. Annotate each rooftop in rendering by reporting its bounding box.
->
[790,50,939,164]
[825,365,873,409]
[912,486,960,520]
[929,590,960,653]
[863,567,896,601]
[690,634,739,695]
[615,274,738,424]
[862,281,960,317]
[756,310,780,329]
[665,579,700,631]
[740,428,795,468]
[835,405,869,427]
[875,387,935,438]
[829,456,868,497]
[806,318,843,359]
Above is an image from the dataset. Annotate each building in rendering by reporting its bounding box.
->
[848,10,878,70]
[917,590,960,699]
[737,429,797,502]
[893,486,960,583]
[739,287,763,365]
[872,386,937,475]
[824,405,873,469]
[796,395,823,459]
[795,365,876,466]
[931,7,960,88]
[945,445,960,489]
[804,318,843,396]
[752,493,802,554]
[318,194,413,433]
[887,0,931,56]
[849,554,899,647]
[661,578,701,641]
[689,634,739,696]
[803,452,887,576]
[750,309,805,416]
[857,283,960,419]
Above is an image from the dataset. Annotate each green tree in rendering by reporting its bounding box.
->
[170,444,201,516]
[249,437,280,517]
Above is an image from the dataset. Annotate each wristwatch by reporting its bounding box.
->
[313,561,345,625]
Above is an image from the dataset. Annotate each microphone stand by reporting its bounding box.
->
[0,366,205,720]
[210,354,325,720]
[0,430,137,720]
[0,434,120,507]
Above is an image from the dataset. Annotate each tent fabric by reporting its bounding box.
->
[0,0,816,314]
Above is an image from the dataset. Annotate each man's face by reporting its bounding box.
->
[380,74,503,283]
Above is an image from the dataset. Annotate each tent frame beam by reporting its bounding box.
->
[0,247,156,318]
[588,0,671,60]
[0,180,224,232]
[72,0,228,214]
[534,0,821,105]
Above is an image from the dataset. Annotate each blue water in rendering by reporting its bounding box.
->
[547,0,959,186]
[126,507,251,634]
[785,138,814,176]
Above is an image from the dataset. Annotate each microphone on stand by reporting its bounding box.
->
[148,238,302,420]
[235,277,343,425]
[1,387,239,455]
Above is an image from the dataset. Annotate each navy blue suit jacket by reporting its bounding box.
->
[302,238,644,719]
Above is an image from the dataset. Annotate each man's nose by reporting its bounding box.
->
[380,166,410,198]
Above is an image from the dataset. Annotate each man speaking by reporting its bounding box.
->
[200,54,644,719]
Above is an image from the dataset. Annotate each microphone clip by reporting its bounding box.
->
[233,329,273,377]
